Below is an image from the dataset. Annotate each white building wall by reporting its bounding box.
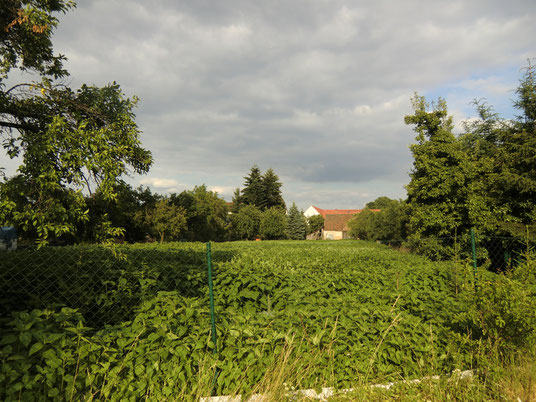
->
[304,206,321,218]
[323,230,343,240]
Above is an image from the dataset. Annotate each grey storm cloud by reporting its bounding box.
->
[13,0,536,207]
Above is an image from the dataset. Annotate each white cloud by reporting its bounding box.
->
[3,0,533,208]
[139,178,180,189]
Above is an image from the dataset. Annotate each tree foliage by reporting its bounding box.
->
[0,0,74,79]
[286,202,306,240]
[307,214,324,235]
[348,198,407,241]
[259,207,287,240]
[366,196,394,210]
[81,183,160,243]
[143,199,187,243]
[0,2,152,245]
[403,61,536,252]
[230,187,242,213]
[404,95,472,238]
[261,168,286,210]
[241,165,264,208]
[403,94,500,243]
[494,64,536,229]
[239,165,285,211]
[230,204,261,240]
[170,185,228,242]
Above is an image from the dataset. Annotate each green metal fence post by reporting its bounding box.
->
[470,228,478,294]
[206,242,218,393]
[206,242,218,352]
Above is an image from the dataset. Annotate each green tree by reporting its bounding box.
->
[81,183,160,243]
[241,165,264,208]
[286,202,306,240]
[262,168,286,210]
[231,187,243,213]
[366,196,394,209]
[348,198,407,241]
[170,185,228,242]
[230,204,261,240]
[260,207,287,240]
[0,0,73,80]
[143,199,187,243]
[0,2,152,245]
[348,209,376,240]
[307,214,324,235]
[494,63,536,230]
[404,95,475,239]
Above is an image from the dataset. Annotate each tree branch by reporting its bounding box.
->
[0,120,39,132]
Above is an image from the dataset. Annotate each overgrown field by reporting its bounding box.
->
[1,241,535,400]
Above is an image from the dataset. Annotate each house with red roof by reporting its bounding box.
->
[304,205,379,240]
[304,205,362,218]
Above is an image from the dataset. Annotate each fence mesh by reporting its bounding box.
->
[380,234,533,271]
[1,235,533,330]
[0,245,240,329]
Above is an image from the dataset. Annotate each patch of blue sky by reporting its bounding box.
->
[424,64,524,121]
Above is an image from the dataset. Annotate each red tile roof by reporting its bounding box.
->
[324,214,355,232]
[311,205,380,218]
[311,206,360,218]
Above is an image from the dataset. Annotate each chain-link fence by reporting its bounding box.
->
[1,234,533,331]
[1,236,535,400]
[0,244,238,330]
[380,233,534,271]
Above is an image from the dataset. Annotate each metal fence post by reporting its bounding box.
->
[206,242,218,351]
[206,242,219,393]
[470,228,478,294]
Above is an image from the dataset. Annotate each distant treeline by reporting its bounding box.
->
[16,166,316,245]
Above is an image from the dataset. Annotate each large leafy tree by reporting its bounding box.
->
[307,214,324,236]
[170,185,228,242]
[230,204,261,240]
[81,183,160,243]
[366,196,395,210]
[493,63,536,231]
[348,197,407,241]
[0,0,72,80]
[404,95,480,239]
[259,206,287,240]
[0,1,152,245]
[230,187,242,213]
[143,199,187,243]
[403,63,536,259]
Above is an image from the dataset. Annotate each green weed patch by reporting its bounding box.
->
[1,241,534,399]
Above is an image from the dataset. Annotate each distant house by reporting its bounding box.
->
[304,205,362,219]
[304,205,379,240]
[323,214,355,240]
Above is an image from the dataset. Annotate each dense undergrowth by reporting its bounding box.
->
[1,241,535,400]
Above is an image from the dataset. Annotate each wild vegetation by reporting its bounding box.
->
[1,4,535,400]
[1,241,535,400]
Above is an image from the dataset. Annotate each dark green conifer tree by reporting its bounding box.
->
[286,202,306,240]
[241,165,264,208]
[231,187,243,213]
[262,168,286,210]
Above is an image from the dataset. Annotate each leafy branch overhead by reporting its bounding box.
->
[0,1,153,245]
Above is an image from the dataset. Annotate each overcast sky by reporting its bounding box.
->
[4,0,536,209]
